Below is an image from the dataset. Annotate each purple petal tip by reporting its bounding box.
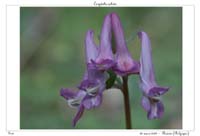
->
[148,86,169,97]
[60,88,76,100]
[147,101,164,119]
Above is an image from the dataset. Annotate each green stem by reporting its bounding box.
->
[122,76,132,129]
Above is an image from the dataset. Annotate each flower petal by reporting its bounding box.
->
[112,55,140,76]
[157,100,165,118]
[72,105,85,127]
[138,31,169,95]
[141,96,151,112]
[93,13,115,70]
[78,79,98,90]
[111,13,128,54]
[138,31,156,91]
[60,88,76,100]
[148,86,169,97]
[111,13,139,76]
[67,90,87,108]
[83,93,102,110]
[147,100,164,119]
[85,30,98,64]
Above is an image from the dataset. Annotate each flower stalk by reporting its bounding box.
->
[122,76,132,129]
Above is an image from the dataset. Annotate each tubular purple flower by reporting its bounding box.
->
[138,31,169,119]
[81,29,108,93]
[60,29,108,126]
[60,77,105,126]
[111,13,139,76]
[85,30,99,64]
[60,85,104,126]
[92,13,115,70]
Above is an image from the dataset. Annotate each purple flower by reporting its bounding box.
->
[138,31,169,119]
[60,88,86,126]
[141,96,164,119]
[80,30,107,104]
[60,77,106,127]
[111,13,139,76]
[84,30,99,65]
[91,13,115,71]
[60,30,107,127]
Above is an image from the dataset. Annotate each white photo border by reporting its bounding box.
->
[3,2,196,136]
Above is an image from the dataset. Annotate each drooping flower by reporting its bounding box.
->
[111,13,139,76]
[91,13,115,71]
[79,30,107,105]
[60,30,107,127]
[138,31,169,119]
[60,88,86,126]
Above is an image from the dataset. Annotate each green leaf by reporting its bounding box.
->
[106,70,117,89]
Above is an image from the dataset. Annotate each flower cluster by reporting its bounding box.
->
[60,13,169,127]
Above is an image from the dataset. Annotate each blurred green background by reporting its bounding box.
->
[20,7,182,129]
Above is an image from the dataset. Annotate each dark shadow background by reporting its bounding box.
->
[20,7,182,129]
